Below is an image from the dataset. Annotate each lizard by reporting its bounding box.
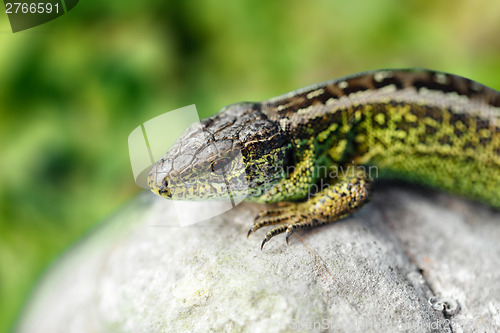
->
[147,69,500,249]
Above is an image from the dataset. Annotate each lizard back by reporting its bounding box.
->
[260,69,500,207]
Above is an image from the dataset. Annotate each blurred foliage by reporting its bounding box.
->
[0,0,499,331]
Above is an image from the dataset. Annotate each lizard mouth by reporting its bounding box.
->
[158,188,172,198]
[148,181,172,198]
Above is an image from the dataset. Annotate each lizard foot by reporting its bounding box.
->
[248,173,372,250]
[247,204,297,238]
[247,201,319,250]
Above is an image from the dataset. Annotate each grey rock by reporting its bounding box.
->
[16,185,500,333]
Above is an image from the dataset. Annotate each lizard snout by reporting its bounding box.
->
[147,165,172,198]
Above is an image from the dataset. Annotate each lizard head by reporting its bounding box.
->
[147,102,292,200]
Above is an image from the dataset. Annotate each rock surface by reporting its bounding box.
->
[16,185,500,332]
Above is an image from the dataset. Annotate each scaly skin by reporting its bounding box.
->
[148,69,500,249]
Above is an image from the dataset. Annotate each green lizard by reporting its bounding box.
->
[147,69,500,249]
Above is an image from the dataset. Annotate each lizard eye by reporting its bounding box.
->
[211,158,231,174]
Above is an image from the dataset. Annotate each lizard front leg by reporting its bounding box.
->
[248,169,372,250]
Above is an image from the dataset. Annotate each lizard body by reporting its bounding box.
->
[148,69,500,248]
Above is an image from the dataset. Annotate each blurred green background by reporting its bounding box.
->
[0,0,499,331]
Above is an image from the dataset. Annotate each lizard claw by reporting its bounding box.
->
[285,228,293,245]
[261,237,269,251]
